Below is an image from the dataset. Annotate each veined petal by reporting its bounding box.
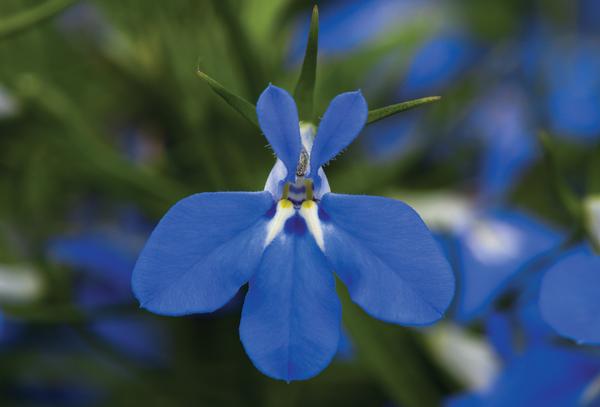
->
[132,192,274,315]
[319,193,454,325]
[257,85,302,180]
[539,245,600,344]
[240,216,341,381]
[309,91,368,178]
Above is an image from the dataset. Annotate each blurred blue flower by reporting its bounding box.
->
[542,39,600,142]
[447,345,600,407]
[578,0,600,36]
[539,244,600,344]
[452,209,562,322]
[47,209,168,363]
[361,111,421,161]
[132,84,455,381]
[465,84,537,201]
[290,0,432,58]
[400,31,479,99]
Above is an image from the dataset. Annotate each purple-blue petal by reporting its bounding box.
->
[539,245,600,344]
[401,31,478,98]
[455,209,562,322]
[91,315,168,364]
[132,192,273,316]
[257,85,302,180]
[309,91,368,178]
[447,346,600,407]
[240,219,341,381]
[319,193,455,325]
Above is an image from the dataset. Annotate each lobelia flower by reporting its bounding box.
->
[132,84,455,381]
[539,244,600,344]
[48,208,169,364]
[446,345,600,407]
[406,192,562,322]
[452,208,562,322]
[290,0,434,58]
[448,278,600,407]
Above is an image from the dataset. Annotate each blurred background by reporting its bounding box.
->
[1,0,600,406]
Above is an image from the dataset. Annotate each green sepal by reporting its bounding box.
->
[196,70,259,128]
[0,0,79,41]
[293,5,319,121]
[367,96,441,125]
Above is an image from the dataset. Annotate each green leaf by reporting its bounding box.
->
[15,74,190,212]
[367,96,441,125]
[294,5,319,121]
[196,70,259,128]
[0,0,80,41]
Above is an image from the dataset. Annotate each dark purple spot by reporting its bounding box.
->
[264,201,277,219]
[289,198,304,206]
[284,214,307,235]
[318,205,331,222]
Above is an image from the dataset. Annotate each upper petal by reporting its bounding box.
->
[240,217,341,381]
[132,192,274,315]
[257,85,302,180]
[539,245,600,344]
[309,91,368,178]
[319,193,455,325]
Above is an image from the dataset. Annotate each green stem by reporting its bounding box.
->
[0,0,80,41]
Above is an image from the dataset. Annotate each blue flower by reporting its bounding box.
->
[132,84,455,381]
[539,244,600,344]
[542,39,600,142]
[441,207,561,322]
[465,84,538,201]
[289,0,433,59]
[447,345,600,407]
[400,31,479,99]
[47,210,169,363]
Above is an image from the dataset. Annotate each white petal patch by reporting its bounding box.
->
[465,220,522,264]
[584,195,600,249]
[300,201,324,251]
[264,200,295,248]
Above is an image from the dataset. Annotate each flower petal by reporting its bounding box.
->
[132,192,273,315]
[240,219,341,381]
[257,85,302,180]
[448,346,600,407]
[319,193,455,325]
[539,245,600,344]
[455,209,562,322]
[309,91,368,178]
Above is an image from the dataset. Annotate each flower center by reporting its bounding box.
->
[282,178,314,208]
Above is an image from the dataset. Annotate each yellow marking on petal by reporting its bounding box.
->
[304,179,314,201]
[282,183,290,200]
[264,199,294,247]
[300,200,324,250]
